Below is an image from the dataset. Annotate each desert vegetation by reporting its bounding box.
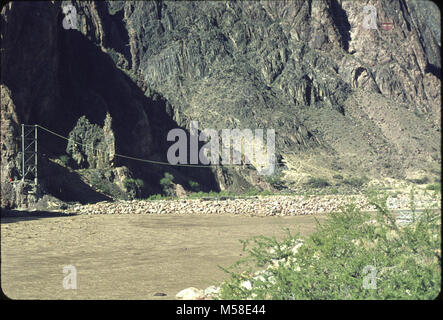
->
[217,190,441,299]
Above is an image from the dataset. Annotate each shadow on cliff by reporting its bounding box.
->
[62,31,219,194]
[330,0,351,52]
[55,28,220,194]
[425,63,441,80]
[1,4,220,202]
[39,156,112,204]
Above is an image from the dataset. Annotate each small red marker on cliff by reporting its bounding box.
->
[381,22,394,31]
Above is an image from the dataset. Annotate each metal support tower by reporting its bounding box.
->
[21,124,38,185]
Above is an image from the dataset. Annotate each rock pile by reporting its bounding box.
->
[64,193,440,216]
[65,195,351,216]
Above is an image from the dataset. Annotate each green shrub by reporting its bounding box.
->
[245,188,261,196]
[218,191,441,300]
[265,169,285,189]
[123,178,144,198]
[185,189,276,199]
[329,188,339,195]
[186,191,207,199]
[160,172,174,185]
[160,172,175,196]
[333,174,344,180]
[342,176,369,188]
[146,194,169,201]
[123,178,144,190]
[93,181,111,194]
[259,190,273,196]
[408,176,430,185]
[189,180,200,192]
[58,154,70,166]
[136,179,144,189]
[305,177,330,188]
[87,170,112,195]
[425,183,441,192]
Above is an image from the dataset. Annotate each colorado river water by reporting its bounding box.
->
[1,212,327,299]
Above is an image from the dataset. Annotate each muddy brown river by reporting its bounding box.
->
[1,213,327,299]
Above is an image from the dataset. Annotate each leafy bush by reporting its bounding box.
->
[185,189,275,199]
[259,190,274,196]
[187,190,232,199]
[146,194,170,201]
[87,170,112,195]
[408,176,430,185]
[160,172,175,196]
[333,174,344,180]
[425,183,441,192]
[189,180,200,192]
[123,178,144,198]
[58,154,70,166]
[245,188,261,196]
[243,188,276,197]
[160,172,174,185]
[342,176,369,188]
[123,178,144,190]
[218,191,441,299]
[305,177,330,188]
[136,179,144,189]
[264,169,285,189]
[329,188,339,195]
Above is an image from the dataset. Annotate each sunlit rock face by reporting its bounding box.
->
[90,0,441,179]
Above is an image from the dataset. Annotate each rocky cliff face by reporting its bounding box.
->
[1,1,440,208]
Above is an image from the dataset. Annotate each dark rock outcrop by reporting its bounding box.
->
[67,113,115,169]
